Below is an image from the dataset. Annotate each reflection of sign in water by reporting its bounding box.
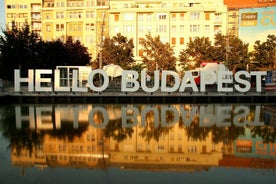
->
[241,12,258,26]
[15,104,264,130]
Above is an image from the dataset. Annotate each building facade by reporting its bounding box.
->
[4,0,276,63]
[5,0,109,60]
[109,0,228,61]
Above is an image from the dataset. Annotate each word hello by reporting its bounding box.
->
[14,69,266,93]
[15,105,264,130]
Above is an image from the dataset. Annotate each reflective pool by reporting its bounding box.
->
[0,104,276,184]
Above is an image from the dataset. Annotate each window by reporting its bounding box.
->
[46,13,51,19]
[214,25,221,34]
[138,26,144,33]
[172,13,176,21]
[86,23,95,31]
[205,13,210,20]
[188,145,197,153]
[86,0,95,6]
[179,25,184,33]
[86,36,94,44]
[147,14,152,21]
[139,49,143,57]
[205,25,210,33]
[114,14,119,21]
[114,26,120,34]
[178,132,182,140]
[46,25,51,32]
[190,24,200,33]
[170,132,174,140]
[178,145,182,153]
[170,145,174,152]
[190,12,200,20]
[215,13,222,22]
[180,13,185,20]
[86,11,94,18]
[146,25,152,33]
[158,14,167,20]
[56,24,60,31]
[138,14,144,21]
[172,25,176,33]
[180,37,184,45]
[123,25,133,33]
[171,37,176,45]
[157,145,165,151]
[157,25,166,32]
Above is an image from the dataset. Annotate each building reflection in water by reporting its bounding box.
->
[1,104,276,175]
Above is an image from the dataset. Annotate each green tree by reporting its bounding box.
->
[179,34,250,71]
[213,33,250,71]
[0,23,91,81]
[93,33,135,69]
[37,37,91,69]
[251,34,276,70]
[65,36,91,66]
[140,34,176,72]
[179,37,215,68]
[178,49,193,71]
[0,22,41,80]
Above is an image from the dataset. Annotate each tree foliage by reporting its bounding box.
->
[0,23,40,80]
[93,33,135,69]
[0,22,91,80]
[140,34,176,72]
[179,34,250,71]
[251,34,276,70]
[184,37,215,67]
[213,33,250,71]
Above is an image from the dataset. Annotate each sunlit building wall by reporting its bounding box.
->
[41,0,109,61]
[109,112,224,168]
[109,0,228,62]
[5,0,42,35]
[5,0,109,62]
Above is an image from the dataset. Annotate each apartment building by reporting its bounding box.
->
[5,0,109,59]
[41,0,109,58]
[109,0,228,61]
[5,0,42,35]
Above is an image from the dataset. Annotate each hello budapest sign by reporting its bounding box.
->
[14,69,266,93]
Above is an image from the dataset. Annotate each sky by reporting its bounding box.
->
[0,0,5,36]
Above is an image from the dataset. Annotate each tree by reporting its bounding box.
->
[179,34,250,71]
[213,33,250,71]
[93,33,135,69]
[180,37,215,68]
[251,34,276,70]
[0,22,41,80]
[0,23,91,81]
[65,37,91,66]
[140,34,176,72]
[37,37,91,69]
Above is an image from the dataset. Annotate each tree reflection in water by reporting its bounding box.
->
[0,106,43,156]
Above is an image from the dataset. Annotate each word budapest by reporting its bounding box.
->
[14,69,266,92]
